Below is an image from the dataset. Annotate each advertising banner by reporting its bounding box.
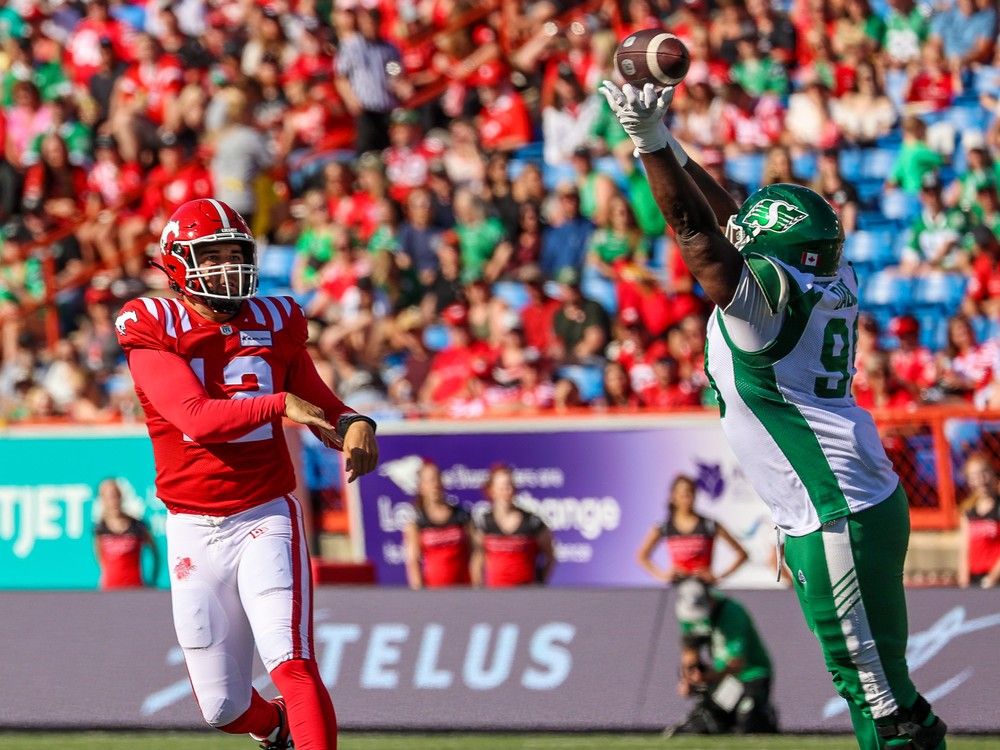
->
[1,588,998,732]
[0,428,168,589]
[356,417,780,588]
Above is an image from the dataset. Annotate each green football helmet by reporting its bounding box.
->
[724,183,844,276]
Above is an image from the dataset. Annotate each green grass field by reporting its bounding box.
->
[1,734,998,750]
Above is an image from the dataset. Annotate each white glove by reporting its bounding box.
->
[599,80,687,164]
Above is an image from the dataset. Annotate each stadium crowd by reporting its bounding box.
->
[4,0,1000,424]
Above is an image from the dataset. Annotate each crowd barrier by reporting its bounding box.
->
[2,408,998,589]
[1,587,998,732]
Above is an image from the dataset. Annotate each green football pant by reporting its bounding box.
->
[784,485,945,750]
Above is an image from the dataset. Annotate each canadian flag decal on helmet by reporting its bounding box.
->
[801,252,819,267]
[744,199,808,233]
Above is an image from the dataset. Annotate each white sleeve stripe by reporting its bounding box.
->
[206,198,231,229]
[140,297,159,319]
[276,295,292,317]
[259,297,283,331]
[246,298,267,326]
[171,299,192,332]
[156,297,176,338]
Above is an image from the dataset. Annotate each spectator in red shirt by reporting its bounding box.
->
[853,351,918,410]
[65,0,134,85]
[118,131,212,267]
[475,64,532,152]
[78,133,142,273]
[115,33,183,130]
[598,360,642,409]
[472,464,555,587]
[520,277,561,356]
[888,315,938,396]
[966,224,1000,317]
[402,460,475,589]
[937,314,996,402]
[642,355,703,408]
[905,40,958,113]
[383,109,432,203]
[718,81,785,155]
[419,303,491,409]
[21,134,87,234]
[959,453,1000,588]
[93,478,158,590]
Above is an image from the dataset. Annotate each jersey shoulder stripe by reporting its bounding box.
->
[116,296,179,353]
[744,253,789,315]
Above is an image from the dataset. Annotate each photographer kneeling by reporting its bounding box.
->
[667,578,779,737]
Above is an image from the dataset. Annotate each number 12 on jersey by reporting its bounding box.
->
[185,356,275,443]
[814,318,853,399]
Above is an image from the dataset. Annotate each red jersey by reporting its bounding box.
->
[659,515,715,575]
[478,91,532,151]
[384,144,433,203]
[428,343,490,404]
[116,295,354,515]
[118,57,184,125]
[66,18,134,84]
[139,163,213,221]
[95,516,147,589]
[477,509,547,587]
[416,504,472,587]
[87,159,143,207]
[890,347,937,390]
[966,501,1000,577]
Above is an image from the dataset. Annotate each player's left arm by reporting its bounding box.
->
[601,82,744,308]
[286,346,378,481]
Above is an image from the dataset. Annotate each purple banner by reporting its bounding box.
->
[356,418,779,587]
[2,589,999,731]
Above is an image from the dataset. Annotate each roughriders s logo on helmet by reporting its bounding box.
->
[744,199,808,233]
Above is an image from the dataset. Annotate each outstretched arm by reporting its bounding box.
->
[601,82,745,308]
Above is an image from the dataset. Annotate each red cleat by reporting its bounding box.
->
[250,696,293,749]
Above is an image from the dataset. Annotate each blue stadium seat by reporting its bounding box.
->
[543,163,576,190]
[725,153,765,191]
[556,364,605,403]
[793,151,818,181]
[581,270,618,315]
[880,190,921,222]
[423,324,450,352]
[855,178,886,205]
[512,142,544,163]
[859,148,898,181]
[838,149,864,182]
[648,235,669,269]
[844,230,897,271]
[492,280,531,312]
[911,273,968,309]
[860,271,913,311]
[257,245,296,295]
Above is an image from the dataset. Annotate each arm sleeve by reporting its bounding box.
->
[129,348,286,443]
[719,255,790,352]
[286,346,355,426]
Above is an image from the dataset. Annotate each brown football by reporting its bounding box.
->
[615,29,691,87]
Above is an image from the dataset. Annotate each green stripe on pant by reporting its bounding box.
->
[784,485,945,750]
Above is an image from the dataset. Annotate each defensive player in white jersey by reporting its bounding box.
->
[600,81,947,749]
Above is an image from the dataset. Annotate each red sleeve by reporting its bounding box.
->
[115,298,171,353]
[130,348,287,443]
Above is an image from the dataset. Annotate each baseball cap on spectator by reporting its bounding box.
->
[556,266,580,288]
[920,172,941,192]
[889,315,920,338]
[390,109,420,127]
[441,303,468,328]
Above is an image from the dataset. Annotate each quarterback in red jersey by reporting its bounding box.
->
[116,198,378,750]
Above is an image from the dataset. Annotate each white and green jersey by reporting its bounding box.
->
[705,254,899,537]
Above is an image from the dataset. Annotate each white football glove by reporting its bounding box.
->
[599,80,688,164]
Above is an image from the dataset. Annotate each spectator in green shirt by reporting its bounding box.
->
[887,116,944,194]
[453,187,511,284]
[900,172,971,273]
[585,194,649,280]
[611,142,667,236]
[670,578,778,736]
[730,34,788,98]
[291,191,337,294]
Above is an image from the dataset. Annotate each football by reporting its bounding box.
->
[614,29,690,87]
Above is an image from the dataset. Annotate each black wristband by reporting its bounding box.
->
[336,413,377,438]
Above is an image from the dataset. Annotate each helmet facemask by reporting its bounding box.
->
[176,238,258,314]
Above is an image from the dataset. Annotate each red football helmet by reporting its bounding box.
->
[157,198,257,310]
